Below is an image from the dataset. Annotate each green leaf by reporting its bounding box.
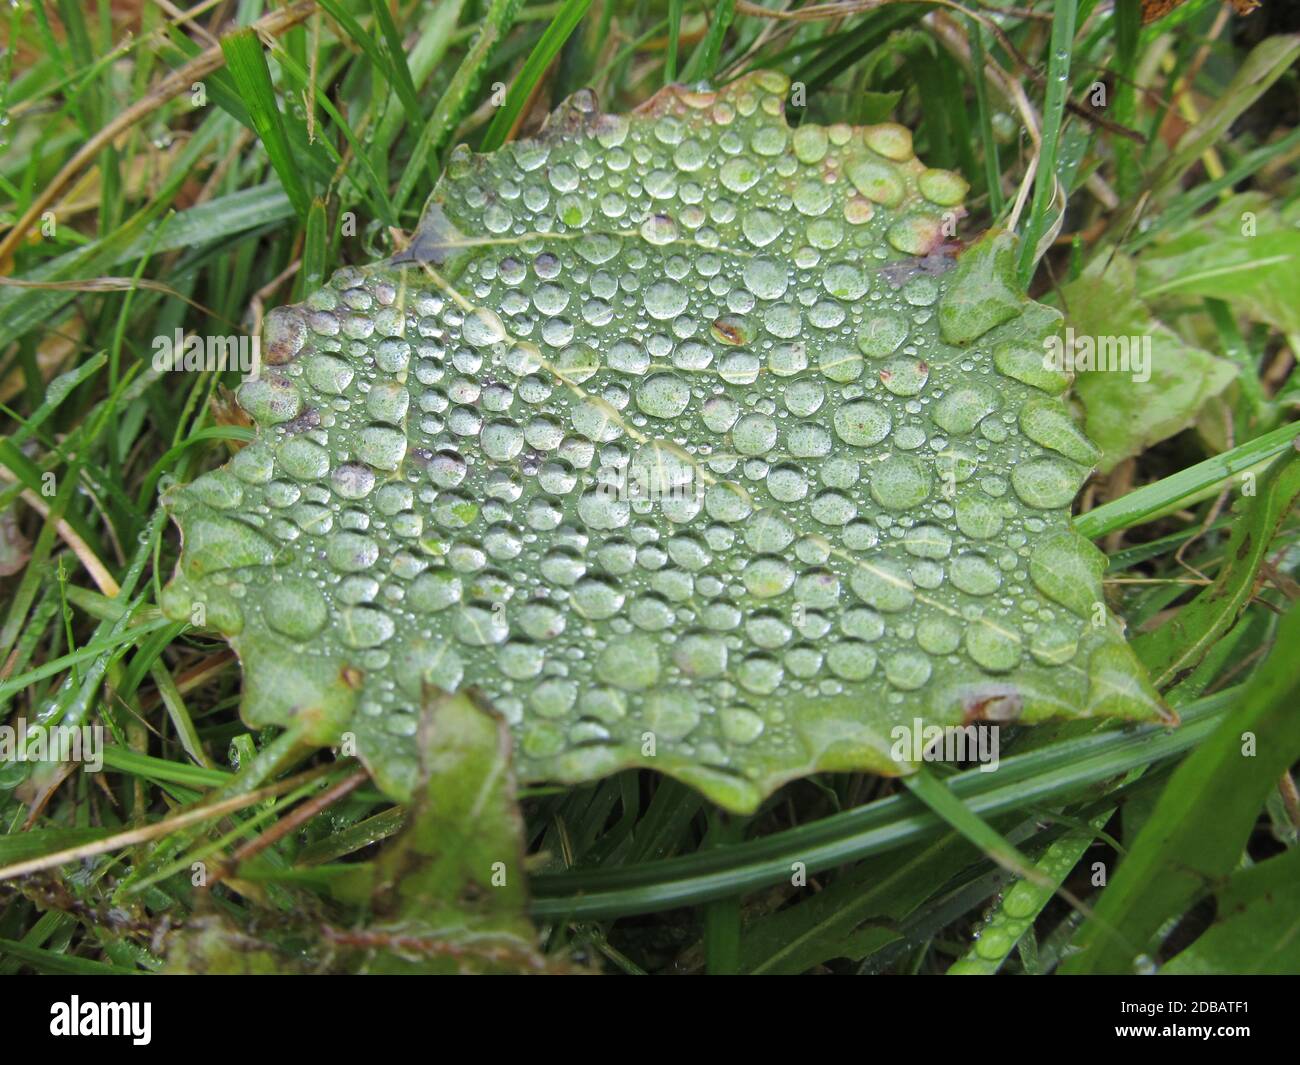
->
[162,72,1165,814]
[1063,254,1237,472]
[1137,193,1300,337]
[1062,603,1300,973]
[167,693,545,974]
[361,692,544,973]
[1162,846,1300,975]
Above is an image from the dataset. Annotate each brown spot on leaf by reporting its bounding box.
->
[962,687,1023,725]
[263,307,308,365]
[1235,532,1253,562]
[281,408,321,435]
[711,316,749,346]
[880,243,960,288]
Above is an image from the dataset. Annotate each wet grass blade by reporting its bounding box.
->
[528,692,1230,919]
[368,0,422,124]
[1017,0,1077,285]
[947,810,1112,975]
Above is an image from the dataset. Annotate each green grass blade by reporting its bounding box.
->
[1,352,107,448]
[1144,33,1300,203]
[1111,0,1141,199]
[314,0,420,127]
[530,692,1230,919]
[368,0,423,123]
[0,937,140,975]
[394,0,525,215]
[1074,422,1300,538]
[480,0,593,152]
[903,767,1039,883]
[298,196,329,301]
[947,810,1111,975]
[681,0,735,85]
[1017,0,1077,285]
[665,0,683,84]
[968,17,1003,217]
[220,29,312,220]
[702,811,746,974]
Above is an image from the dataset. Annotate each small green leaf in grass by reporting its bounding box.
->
[1138,193,1300,337]
[167,693,549,974]
[362,692,545,973]
[1063,253,1236,472]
